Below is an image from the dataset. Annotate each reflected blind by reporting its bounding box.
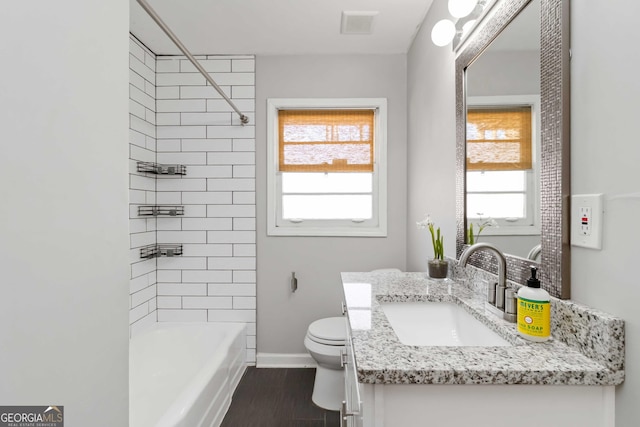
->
[466,106,532,171]
[278,109,374,172]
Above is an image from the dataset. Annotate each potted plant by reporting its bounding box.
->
[417,215,448,279]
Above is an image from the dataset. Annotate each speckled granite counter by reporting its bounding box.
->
[341,271,625,386]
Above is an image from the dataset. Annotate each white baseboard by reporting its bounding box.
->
[256,352,316,368]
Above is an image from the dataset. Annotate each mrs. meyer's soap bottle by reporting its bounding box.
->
[517,267,551,342]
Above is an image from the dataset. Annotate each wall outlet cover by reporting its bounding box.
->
[571,194,603,250]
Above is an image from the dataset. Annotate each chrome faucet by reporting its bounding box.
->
[459,242,508,310]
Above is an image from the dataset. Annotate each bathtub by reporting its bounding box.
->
[130,322,247,427]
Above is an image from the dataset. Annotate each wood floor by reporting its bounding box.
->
[221,367,341,427]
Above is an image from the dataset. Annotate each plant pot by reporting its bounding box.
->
[428,259,449,279]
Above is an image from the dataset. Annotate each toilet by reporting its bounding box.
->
[304,269,400,410]
[304,316,347,410]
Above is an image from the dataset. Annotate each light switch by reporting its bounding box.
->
[571,194,603,249]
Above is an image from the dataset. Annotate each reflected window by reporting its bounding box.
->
[467,170,530,222]
[467,106,532,171]
[466,98,539,231]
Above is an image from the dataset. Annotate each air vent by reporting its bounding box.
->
[341,11,378,35]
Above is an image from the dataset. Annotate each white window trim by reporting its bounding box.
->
[266,98,387,237]
[466,94,541,236]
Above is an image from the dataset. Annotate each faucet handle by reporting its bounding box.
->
[495,282,507,310]
[486,280,497,304]
[503,288,518,323]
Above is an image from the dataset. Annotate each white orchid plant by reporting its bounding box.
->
[416,215,444,261]
[467,217,498,245]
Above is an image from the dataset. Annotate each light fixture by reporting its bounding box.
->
[448,0,479,19]
[430,0,493,48]
[431,19,457,47]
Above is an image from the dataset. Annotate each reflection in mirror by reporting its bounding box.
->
[465,0,541,260]
[455,0,571,299]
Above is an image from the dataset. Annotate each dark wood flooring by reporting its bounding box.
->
[221,367,341,427]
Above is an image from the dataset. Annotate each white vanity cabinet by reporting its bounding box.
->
[340,273,623,427]
[346,379,614,427]
[342,322,363,427]
[345,321,614,427]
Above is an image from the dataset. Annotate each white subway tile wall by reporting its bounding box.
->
[128,36,257,361]
[155,53,256,363]
[129,36,157,334]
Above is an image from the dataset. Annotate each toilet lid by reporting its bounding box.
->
[308,317,347,344]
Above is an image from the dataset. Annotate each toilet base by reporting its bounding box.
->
[311,364,344,411]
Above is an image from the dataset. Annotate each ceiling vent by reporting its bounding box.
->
[341,11,379,35]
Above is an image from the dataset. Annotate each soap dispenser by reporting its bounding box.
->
[517,267,551,342]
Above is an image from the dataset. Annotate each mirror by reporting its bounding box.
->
[455,0,571,299]
[465,1,540,260]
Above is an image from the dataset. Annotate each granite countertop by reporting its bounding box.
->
[341,271,625,386]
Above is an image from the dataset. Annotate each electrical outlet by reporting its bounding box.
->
[579,206,592,235]
[571,194,603,249]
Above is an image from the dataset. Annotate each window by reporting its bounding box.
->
[267,98,387,236]
[466,95,540,234]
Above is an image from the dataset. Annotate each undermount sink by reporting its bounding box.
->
[380,302,511,347]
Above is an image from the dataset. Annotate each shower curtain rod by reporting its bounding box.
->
[136,0,250,125]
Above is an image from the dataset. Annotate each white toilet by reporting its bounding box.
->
[304,316,347,411]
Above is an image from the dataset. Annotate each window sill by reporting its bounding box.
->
[267,225,387,237]
[479,225,541,236]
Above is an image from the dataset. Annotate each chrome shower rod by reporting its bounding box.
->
[136,0,250,125]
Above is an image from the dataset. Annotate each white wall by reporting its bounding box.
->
[0,1,130,425]
[570,0,640,423]
[407,0,640,423]
[406,0,457,271]
[256,54,407,358]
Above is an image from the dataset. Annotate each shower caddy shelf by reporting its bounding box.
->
[138,205,184,216]
[137,161,187,175]
[140,244,183,259]
[136,160,187,258]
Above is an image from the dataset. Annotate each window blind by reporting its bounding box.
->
[278,109,374,172]
[466,106,532,171]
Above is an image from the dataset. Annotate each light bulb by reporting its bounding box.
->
[462,19,477,35]
[431,19,456,47]
[448,0,479,18]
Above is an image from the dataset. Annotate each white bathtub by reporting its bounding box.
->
[130,322,247,427]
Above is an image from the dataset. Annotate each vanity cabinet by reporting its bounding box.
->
[342,322,363,427]
[341,272,623,427]
[345,323,615,427]
[351,380,614,427]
